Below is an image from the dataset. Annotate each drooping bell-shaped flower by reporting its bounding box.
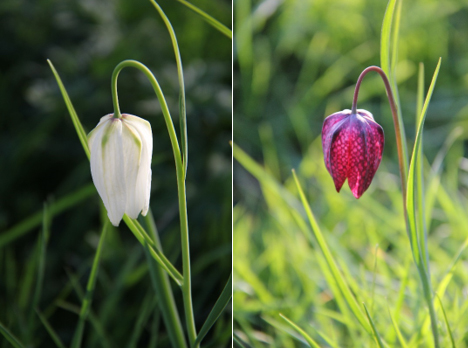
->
[322,109,384,199]
[88,113,153,226]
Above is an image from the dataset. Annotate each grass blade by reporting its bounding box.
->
[363,303,385,348]
[406,59,441,263]
[0,184,95,248]
[33,203,50,303]
[390,0,402,76]
[436,295,456,348]
[0,322,25,348]
[380,0,408,176]
[406,58,441,263]
[36,309,67,348]
[126,292,157,348]
[406,57,442,348]
[279,313,321,348]
[194,273,232,346]
[149,0,189,175]
[28,203,51,334]
[387,304,408,348]
[380,0,397,77]
[174,0,231,39]
[148,307,161,348]
[143,212,188,348]
[291,170,370,332]
[71,221,109,348]
[47,59,90,160]
[123,216,183,285]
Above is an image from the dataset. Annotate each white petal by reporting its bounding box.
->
[90,119,126,226]
[88,114,113,149]
[122,114,153,216]
[89,121,109,211]
[121,122,142,218]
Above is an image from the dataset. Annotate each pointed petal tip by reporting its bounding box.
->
[350,183,365,199]
[335,183,343,193]
[109,216,122,227]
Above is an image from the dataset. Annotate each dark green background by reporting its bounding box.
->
[0,0,232,346]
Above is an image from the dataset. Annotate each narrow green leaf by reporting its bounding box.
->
[143,212,188,348]
[71,221,109,348]
[36,309,67,348]
[381,0,409,176]
[149,0,189,176]
[126,292,157,348]
[380,0,397,77]
[0,322,25,348]
[148,308,161,348]
[416,62,425,125]
[64,268,114,348]
[28,203,51,334]
[387,304,408,348]
[123,216,183,285]
[279,313,321,348]
[0,184,95,248]
[47,59,90,160]
[291,170,370,332]
[195,274,232,346]
[18,241,38,311]
[390,0,403,76]
[363,304,385,348]
[406,58,441,265]
[259,123,281,180]
[436,295,456,348]
[406,57,442,348]
[32,203,50,309]
[174,0,231,39]
[415,62,429,275]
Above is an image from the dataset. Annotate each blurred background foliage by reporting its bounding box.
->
[234,0,468,346]
[0,0,231,346]
[234,0,468,172]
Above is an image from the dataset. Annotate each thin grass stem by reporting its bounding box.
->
[70,221,109,348]
[174,0,232,39]
[149,0,188,175]
[144,211,188,348]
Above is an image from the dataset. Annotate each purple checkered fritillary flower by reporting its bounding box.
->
[322,108,384,199]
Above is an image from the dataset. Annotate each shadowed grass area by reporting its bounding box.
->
[0,0,232,347]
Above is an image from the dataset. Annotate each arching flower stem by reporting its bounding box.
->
[352,66,440,347]
[111,60,198,347]
[352,66,408,211]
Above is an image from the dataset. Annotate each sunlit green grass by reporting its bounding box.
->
[233,0,468,346]
[234,134,468,346]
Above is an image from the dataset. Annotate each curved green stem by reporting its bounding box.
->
[111,68,122,119]
[111,60,197,347]
[352,66,408,208]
